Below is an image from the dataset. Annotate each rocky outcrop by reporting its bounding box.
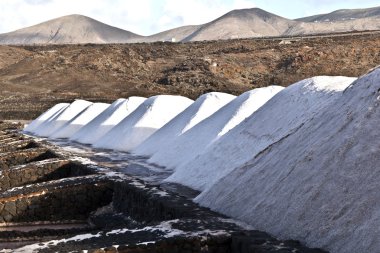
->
[0,176,113,223]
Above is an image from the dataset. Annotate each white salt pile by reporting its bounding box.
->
[133,92,236,157]
[93,95,193,151]
[149,86,284,169]
[193,72,380,253]
[33,100,92,137]
[70,97,146,144]
[23,103,69,133]
[49,102,110,139]
[166,77,355,191]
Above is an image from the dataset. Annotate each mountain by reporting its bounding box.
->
[163,6,380,42]
[182,8,296,41]
[284,16,380,36]
[287,6,380,36]
[0,14,142,44]
[133,25,202,43]
[2,6,380,44]
[296,6,380,22]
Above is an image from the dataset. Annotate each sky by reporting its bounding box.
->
[0,0,379,35]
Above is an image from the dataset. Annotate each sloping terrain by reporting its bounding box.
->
[93,95,193,151]
[148,86,281,169]
[50,102,110,139]
[71,97,146,144]
[133,92,235,157]
[23,69,380,253]
[0,32,380,120]
[297,6,380,22]
[182,6,380,41]
[183,8,296,41]
[2,7,380,44]
[0,14,142,44]
[32,100,92,137]
[284,17,380,36]
[196,68,380,253]
[0,122,326,252]
[165,77,354,191]
[133,25,202,43]
[24,103,69,133]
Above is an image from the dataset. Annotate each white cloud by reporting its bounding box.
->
[0,0,256,35]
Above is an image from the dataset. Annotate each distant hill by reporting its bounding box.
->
[296,6,380,22]
[182,8,296,42]
[1,6,380,44]
[0,14,142,44]
[284,16,380,36]
[132,25,202,43]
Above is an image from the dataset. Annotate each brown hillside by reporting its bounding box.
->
[0,32,379,119]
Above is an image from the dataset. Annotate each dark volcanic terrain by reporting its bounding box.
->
[0,122,327,252]
[1,31,380,119]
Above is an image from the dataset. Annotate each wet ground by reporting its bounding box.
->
[46,138,201,199]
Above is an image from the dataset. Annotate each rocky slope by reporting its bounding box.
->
[182,8,296,41]
[0,14,142,44]
[297,6,380,22]
[2,7,380,44]
[0,32,379,119]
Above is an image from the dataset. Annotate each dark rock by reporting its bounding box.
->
[4,201,17,216]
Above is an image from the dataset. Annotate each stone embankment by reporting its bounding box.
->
[0,121,327,252]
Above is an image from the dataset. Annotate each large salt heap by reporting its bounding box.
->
[149,86,283,169]
[93,95,193,151]
[49,102,110,139]
[166,77,355,191]
[70,97,146,144]
[133,92,236,157]
[33,100,92,137]
[195,70,380,253]
[23,103,69,133]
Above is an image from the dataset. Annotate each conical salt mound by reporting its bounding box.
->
[149,85,284,170]
[133,92,236,157]
[50,102,110,139]
[93,95,193,151]
[70,97,146,144]
[166,76,355,191]
[195,71,380,253]
[33,100,92,137]
[24,103,69,133]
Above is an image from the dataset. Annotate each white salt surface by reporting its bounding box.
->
[70,97,146,144]
[133,92,236,157]
[23,103,69,133]
[49,102,110,139]
[93,95,193,151]
[13,219,227,252]
[149,86,284,170]
[193,72,380,253]
[33,100,93,137]
[166,77,355,191]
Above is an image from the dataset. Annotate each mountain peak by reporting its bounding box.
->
[223,7,290,21]
[0,14,142,44]
[1,5,380,45]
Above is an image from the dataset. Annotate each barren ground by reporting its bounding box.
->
[0,32,379,119]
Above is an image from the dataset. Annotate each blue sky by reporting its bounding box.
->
[0,0,378,35]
